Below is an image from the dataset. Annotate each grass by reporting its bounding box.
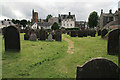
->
[2,33,118,78]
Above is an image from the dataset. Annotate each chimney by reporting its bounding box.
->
[109,9,112,14]
[69,12,71,16]
[101,9,103,14]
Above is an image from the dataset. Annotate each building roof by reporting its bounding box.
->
[37,22,52,27]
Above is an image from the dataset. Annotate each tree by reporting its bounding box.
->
[46,14,52,22]
[51,22,60,30]
[12,19,16,24]
[88,11,99,28]
[20,19,27,27]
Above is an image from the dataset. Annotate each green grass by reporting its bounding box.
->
[2,33,118,78]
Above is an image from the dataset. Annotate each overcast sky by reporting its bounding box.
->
[0,0,119,21]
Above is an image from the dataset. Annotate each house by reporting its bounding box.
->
[31,22,38,29]
[99,9,114,28]
[59,12,76,28]
[38,22,52,29]
[75,21,86,27]
[48,17,59,24]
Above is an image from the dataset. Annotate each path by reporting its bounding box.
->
[63,34,74,54]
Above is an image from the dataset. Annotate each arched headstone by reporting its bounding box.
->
[107,29,120,55]
[55,31,62,41]
[4,26,20,51]
[76,58,120,79]
[98,30,101,36]
[101,29,108,38]
[38,29,46,41]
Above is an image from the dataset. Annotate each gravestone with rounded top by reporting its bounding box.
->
[48,33,53,41]
[29,33,37,41]
[76,58,120,79]
[101,29,108,38]
[55,31,62,41]
[38,28,46,41]
[107,29,120,55]
[4,26,20,51]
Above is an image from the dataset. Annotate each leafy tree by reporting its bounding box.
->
[16,19,20,24]
[46,14,52,22]
[12,19,16,24]
[20,19,27,27]
[88,11,99,28]
[51,22,60,30]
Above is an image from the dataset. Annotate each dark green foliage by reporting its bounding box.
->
[88,11,99,28]
[51,22,60,30]
[20,19,27,27]
[65,27,79,30]
[46,14,52,22]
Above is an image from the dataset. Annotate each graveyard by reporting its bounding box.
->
[2,33,118,78]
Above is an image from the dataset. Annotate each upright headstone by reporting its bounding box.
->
[38,28,46,41]
[29,33,37,41]
[107,29,120,55]
[101,29,108,38]
[78,30,83,37]
[4,26,20,51]
[76,58,120,79]
[55,31,62,41]
[98,30,101,36]
[48,33,53,41]
[70,30,77,37]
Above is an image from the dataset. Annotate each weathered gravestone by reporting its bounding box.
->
[70,30,77,37]
[48,33,53,41]
[83,30,88,37]
[98,30,101,36]
[24,33,30,40]
[101,29,108,38]
[55,31,62,41]
[107,29,120,55]
[76,58,120,79]
[4,26,20,51]
[78,30,84,37]
[29,33,37,41]
[38,28,46,41]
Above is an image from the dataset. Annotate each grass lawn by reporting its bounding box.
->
[2,33,118,78]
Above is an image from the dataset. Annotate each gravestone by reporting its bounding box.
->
[48,33,53,41]
[70,30,77,37]
[38,29,46,41]
[83,30,88,37]
[76,58,120,79]
[29,33,37,41]
[24,33,30,40]
[78,30,83,37]
[55,31,62,41]
[98,30,101,36]
[4,26,20,51]
[107,29,120,55]
[101,29,108,38]
[90,30,96,37]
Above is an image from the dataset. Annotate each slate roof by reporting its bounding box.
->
[37,22,52,27]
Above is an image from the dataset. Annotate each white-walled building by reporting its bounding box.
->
[59,12,76,28]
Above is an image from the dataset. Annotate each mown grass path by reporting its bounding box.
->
[2,33,118,78]
[63,34,74,54]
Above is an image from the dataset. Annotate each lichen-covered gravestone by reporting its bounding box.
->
[101,29,108,38]
[4,26,20,51]
[55,31,62,41]
[76,58,120,79]
[48,33,53,41]
[29,33,37,41]
[107,29,120,55]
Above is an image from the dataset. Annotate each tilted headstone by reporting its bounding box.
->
[107,29,120,55]
[4,26,20,51]
[55,31,62,41]
[29,33,37,41]
[76,58,120,79]
[98,30,101,36]
[101,29,108,38]
[48,33,53,41]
